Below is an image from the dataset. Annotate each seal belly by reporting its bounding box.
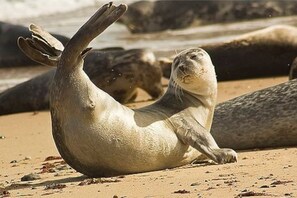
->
[63,112,190,174]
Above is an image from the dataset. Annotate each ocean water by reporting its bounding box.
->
[1,0,297,91]
[0,0,136,21]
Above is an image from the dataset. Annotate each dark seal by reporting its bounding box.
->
[160,25,297,81]
[0,21,69,67]
[212,79,297,150]
[119,0,297,33]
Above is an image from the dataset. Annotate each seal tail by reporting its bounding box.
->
[59,2,127,69]
[17,24,64,67]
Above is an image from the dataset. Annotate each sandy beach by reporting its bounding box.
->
[1,76,296,198]
[1,1,297,197]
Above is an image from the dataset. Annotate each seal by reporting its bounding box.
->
[211,79,297,150]
[0,29,163,116]
[19,3,237,177]
[160,25,297,81]
[289,57,297,80]
[119,1,297,33]
[0,21,69,67]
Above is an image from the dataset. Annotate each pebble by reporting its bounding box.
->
[190,182,200,186]
[173,189,190,194]
[10,160,18,164]
[0,135,5,139]
[21,173,41,181]
[24,156,31,160]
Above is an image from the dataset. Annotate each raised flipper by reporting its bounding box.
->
[171,115,238,164]
[60,2,127,68]
[17,24,64,67]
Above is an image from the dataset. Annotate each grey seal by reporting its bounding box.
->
[19,3,237,177]
[161,25,297,81]
[119,1,297,33]
[289,57,297,80]
[0,21,69,67]
[0,26,163,116]
[212,79,297,150]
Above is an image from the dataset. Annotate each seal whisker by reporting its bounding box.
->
[173,79,183,102]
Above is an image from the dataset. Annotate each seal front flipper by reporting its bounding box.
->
[17,24,64,67]
[172,116,238,164]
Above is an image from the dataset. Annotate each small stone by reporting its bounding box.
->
[0,135,5,139]
[173,189,190,194]
[10,160,18,163]
[260,185,269,188]
[0,190,10,196]
[190,182,200,186]
[24,156,32,160]
[44,156,62,161]
[21,173,41,181]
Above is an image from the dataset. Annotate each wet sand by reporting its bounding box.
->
[1,76,296,198]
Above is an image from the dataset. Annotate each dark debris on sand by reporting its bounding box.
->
[44,183,66,190]
[78,178,121,186]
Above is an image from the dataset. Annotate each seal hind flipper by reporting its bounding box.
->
[172,116,238,164]
[17,24,65,67]
[29,24,64,53]
[17,37,59,67]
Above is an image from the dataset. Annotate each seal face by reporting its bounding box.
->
[171,48,217,98]
[19,3,237,177]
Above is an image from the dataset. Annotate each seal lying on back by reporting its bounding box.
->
[19,3,237,177]
[160,25,297,81]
